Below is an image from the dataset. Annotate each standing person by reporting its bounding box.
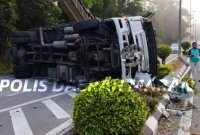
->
[187,42,200,82]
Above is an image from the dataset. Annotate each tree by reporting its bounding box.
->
[0,0,17,71]
[157,44,172,64]
[16,0,67,30]
[88,0,143,18]
[0,0,67,73]
[143,0,189,44]
[83,0,93,8]
[181,41,190,51]
[181,41,190,55]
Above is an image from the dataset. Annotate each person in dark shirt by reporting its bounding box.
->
[187,42,200,82]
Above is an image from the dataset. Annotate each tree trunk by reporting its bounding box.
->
[162,58,166,64]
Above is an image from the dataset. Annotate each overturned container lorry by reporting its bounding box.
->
[10,16,157,87]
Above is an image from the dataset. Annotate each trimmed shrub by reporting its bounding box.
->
[157,64,173,79]
[181,41,191,51]
[73,77,149,135]
[157,44,172,64]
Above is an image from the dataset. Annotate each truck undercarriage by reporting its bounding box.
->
[10,17,157,88]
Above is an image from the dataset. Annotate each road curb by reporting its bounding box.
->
[180,66,191,80]
[166,56,178,64]
[142,94,170,135]
[142,56,191,135]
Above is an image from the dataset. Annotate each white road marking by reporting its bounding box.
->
[45,119,72,135]
[67,92,77,98]
[177,97,193,135]
[7,91,24,97]
[0,87,73,113]
[10,108,33,135]
[42,99,70,119]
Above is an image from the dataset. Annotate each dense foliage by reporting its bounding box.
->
[157,44,172,64]
[73,77,149,135]
[83,0,143,18]
[157,64,173,79]
[0,0,17,73]
[16,0,67,30]
[0,0,66,73]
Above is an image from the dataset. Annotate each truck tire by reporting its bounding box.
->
[9,47,18,64]
[73,19,99,33]
[11,37,31,44]
[11,32,30,37]
[13,64,33,78]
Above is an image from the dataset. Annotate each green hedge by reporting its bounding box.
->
[157,64,173,79]
[139,87,167,113]
[73,77,149,135]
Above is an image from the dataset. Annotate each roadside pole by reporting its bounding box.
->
[178,0,182,57]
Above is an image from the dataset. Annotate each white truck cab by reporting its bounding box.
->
[112,16,155,86]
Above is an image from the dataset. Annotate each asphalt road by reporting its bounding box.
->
[0,54,179,135]
[166,54,178,62]
[158,53,178,64]
[0,75,76,135]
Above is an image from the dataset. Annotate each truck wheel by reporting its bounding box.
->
[73,19,99,33]
[11,32,30,37]
[13,64,33,78]
[9,47,18,64]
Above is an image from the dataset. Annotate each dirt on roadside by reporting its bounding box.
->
[157,100,185,135]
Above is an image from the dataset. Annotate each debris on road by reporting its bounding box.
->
[160,75,194,100]
[170,82,194,100]
[166,109,183,116]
